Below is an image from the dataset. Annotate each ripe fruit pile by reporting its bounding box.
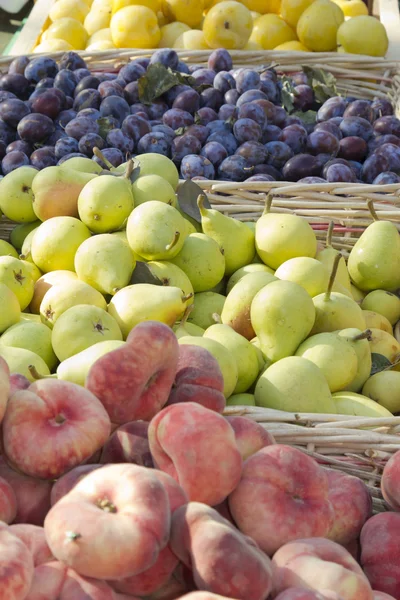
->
[0,49,399,184]
[34,0,389,57]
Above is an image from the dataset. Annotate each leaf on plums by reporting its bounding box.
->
[291,110,317,125]
[175,127,187,136]
[225,115,237,127]
[281,76,297,113]
[138,64,196,105]
[177,179,211,223]
[97,117,117,140]
[303,67,338,104]
[370,353,393,376]
[130,262,163,286]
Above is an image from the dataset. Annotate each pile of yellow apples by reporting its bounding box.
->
[34,0,389,57]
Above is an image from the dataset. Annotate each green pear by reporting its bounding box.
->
[145,261,194,302]
[351,284,366,304]
[1,320,57,371]
[132,153,179,190]
[311,254,366,335]
[170,233,225,293]
[126,201,188,261]
[0,345,50,381]
[178,335,238,398]
[347,201,400,291]
[363,310,393,334]
[250,280,315,363]
[255,196,317,269]
[78,173,134,234]
[361,290,400,326]
[275,257,329,297]
[74,234,136,296]
[173,306,204,339]
[0,166,37,223]
[332,391,393,418]
[250,337,269,373]
[0,256,34,310]
[362,371,400,413]
[20,313,41,323]
[0,240,18,259]
[226,393,255,406]
[108,284,191,338]
[188,291,226,330]
[56,339,126,386]
[221,271,277,340]
[111,230,142,262]
[60,156,103,174]
[20,228,38,263]
[295,332,358,393]
[337,328,372,393]
[132,174,177,206]
[367,328,400,362]
[198,196,255,276]
[21,260,41,283]
[30,270,78,315]
[226,264,275,295]
[10,221,40,252]
[51,304,123,362]
[316,222,352,292]
[32,167,97,221]
[31,216,91,273]
[0,284,20,334]
[204,323,260,393]
[255,356,336,414]
[40,280,107,329]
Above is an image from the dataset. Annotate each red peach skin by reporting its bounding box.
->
[381,450,400,510]
[10,524,53,566]
[275,589,345,599]
[170,502,273,600]
[44,464,171,580]
[25,561,67,600]
[228,445,334,555]
[360,512,400,598]
[100,420,153,467]
[0,526,34,599]
[272,537,373,600]
[225,416,275,460]
[86,321,179,424]
[2,379,111,479]
[325,469,372,545]
[0,457,52,525]
[167,345,225,413]
[373,593,397,600]
[0,356,9,422]
[50,464,103,506]
[0,474,17,523]
[8,373,30,397]
[176,595,237,599]
[149,402,242,505]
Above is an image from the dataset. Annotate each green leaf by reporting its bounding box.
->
[280,76,297,113]
[291,110,317,125]
[370,353,393,376]
[177,179,211,224]
[175,127,187,136]
[130,262,163,286]
[97,117,117,140]
[303,66,338,104]
[138,64,196,105]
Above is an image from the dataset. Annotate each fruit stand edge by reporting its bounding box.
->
[8,0,55,57]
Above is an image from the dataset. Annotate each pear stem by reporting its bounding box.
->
[212,312,222,324]
[19,252,29,261]
[123,159,134,180]
[165,231,180,252]
[182,292,194,304]
[324,253,342,302]
[262,194,273,216]
[197,194,207,217]
[351,329,373,342]
[178,304,194,327]
[28,365,55,380]
[326,221,334,248]
[93,147,113,170]
[367,200,379,222]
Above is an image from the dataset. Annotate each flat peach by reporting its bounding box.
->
[0,526,34,599]
[50,464,103,506]
[381,450,400,510]
[0,474,17,523]
[100,420,153,467]
[225,416,275,460]
[10,524,53,565]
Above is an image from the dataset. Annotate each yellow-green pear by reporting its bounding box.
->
[295,332,358,392]
[40,280,107,329]
[56,339,126,386]
[32,166,97,221]
[337,328,372,392]
[60,156,103,174]
[78,172,134,234]
[30,270,78,314]
[0,284,20,334]
[170,233,225,293]
[132,153,179,190]
[221,271,277,340]
[126,201,188,261]
[255,196,317,269]
[1,321,57,371]
[108,284,191,338]
[111,230,142,262]
[275,257,328,297]
[255,356,336,414]
[0,240,18,259]
[332,281,354,299]
[363,310,393,334]
[173,306,205,339]
[250,337,269,373]
[178,335,238,398]
[20,313,41,323]
[51,304,123,362]
[204,323,260,393]
[332,391,393,418]
[347,201,400,291]
[226,263,275,295]
[74,234,136,296]
[198,196,255,276]
[362,371,400,413]
[251,280,315,363]
[311,254,366,335]
[361,290,400,326]
[132,174,176,206]
[20,228,38,264]
[316,222,352,292]
[226,393,256,406]
[351,284,366,304]
[21,260,42,284]
[31,216,91,273]
[0,166,37,223]
[145,261,194,303]
[368,328,400,362]
[0,345,50,381]
[188,291,226,330]
[0,256,35,310]
[10,221,40,252]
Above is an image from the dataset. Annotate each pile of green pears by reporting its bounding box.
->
[1,153,400,418]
